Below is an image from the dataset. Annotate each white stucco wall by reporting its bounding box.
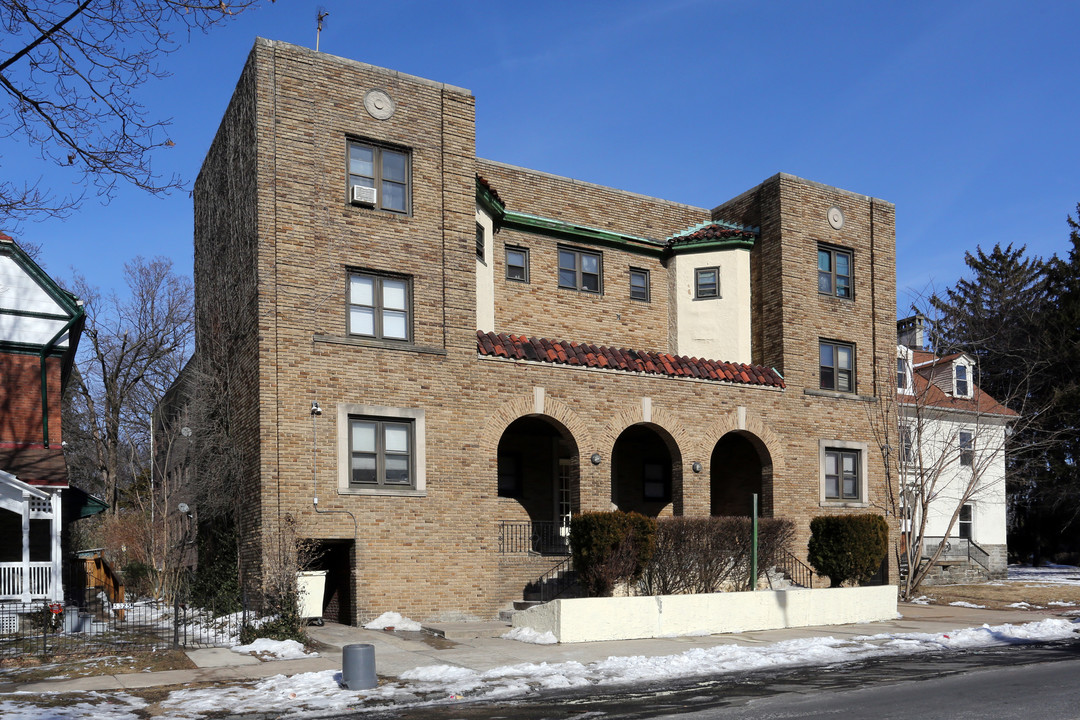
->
[671,248,751,364]
[512,586,898,643]
[0,255,70,346]
[474,207,495,333]
[901,410,1008,547]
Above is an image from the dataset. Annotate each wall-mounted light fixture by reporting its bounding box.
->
[691,461,703,473]
[310,401,322,416]
[590,453,602,465]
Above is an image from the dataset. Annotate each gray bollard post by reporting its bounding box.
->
[341,643,377,690]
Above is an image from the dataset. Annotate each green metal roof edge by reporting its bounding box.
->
[502,211,666,256]
[475,178,506,220]
[0,339,68,357]
[667,237,757,254]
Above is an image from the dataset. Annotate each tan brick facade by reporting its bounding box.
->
[194,39,898,624]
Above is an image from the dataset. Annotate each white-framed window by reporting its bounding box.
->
[959,430,974,467]
[819,439,868,506]
[694,266,720,299]
[899,423,913,465]
[348,271,410,341]
[337,403,426,496]
[954,362,971,397]
[957,503,974,539]
[347,140,410,213]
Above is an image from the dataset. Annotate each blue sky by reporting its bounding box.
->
[10,1,1080,314]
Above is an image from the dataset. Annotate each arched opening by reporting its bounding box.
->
[496,416,579,553]
[611,423,682,517]
[710,431,773,516]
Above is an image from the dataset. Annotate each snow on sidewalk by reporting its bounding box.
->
[11,617,1056,719]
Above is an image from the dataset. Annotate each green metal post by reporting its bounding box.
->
[751,493,758,591]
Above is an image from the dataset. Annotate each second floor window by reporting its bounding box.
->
[819,340,855,393]
[475,223,485,261]
[506,246,529,282]
[629,268,650,301]
[695,267,720,299]
[558,247,601,293]
[348,141,409,213]
[959,430,974,466]
[818,246,852,299]
[348,272,410,341]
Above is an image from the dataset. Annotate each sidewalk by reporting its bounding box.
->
[7,603,1069,695]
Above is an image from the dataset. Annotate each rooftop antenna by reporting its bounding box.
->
[316,8,329,52]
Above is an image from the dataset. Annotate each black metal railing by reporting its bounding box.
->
[775,550,815,588]
[498,521,571,555]
[0,597,253,659]
[922,536,990,571]
[529,555,576,602]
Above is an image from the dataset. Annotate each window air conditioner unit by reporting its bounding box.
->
[351,185,377,206]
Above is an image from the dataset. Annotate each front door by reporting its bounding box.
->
[557,458,573,546]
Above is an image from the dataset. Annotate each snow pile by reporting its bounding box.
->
[909,595,932,605]
[363,611,422,631]
[502,626,558,644]
[1007,564,1080,585]
[231,638,316,659]
[0,692,147,720]
[948,601,987,609]
[137,618,1078,715]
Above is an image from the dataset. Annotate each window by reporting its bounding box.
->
[955,364,970,397]
[558,247,601,292]
[899,423,913,464]
[348,272,410,341]
[347,140,409,213]
[958,504,973,539]
[818,246,852,298]
[497,453,521,498]
[897,358,908,390]
[506,246,529,282]
[824,448,860,500]
[629,268,650,301]
[349,417,413,487]
[475,223,485,261]
[642,460,670,501]
[819,340,855,393]
[959,430,974,466]
[695,266,720,299]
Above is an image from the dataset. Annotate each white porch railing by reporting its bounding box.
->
[0,562,53,600]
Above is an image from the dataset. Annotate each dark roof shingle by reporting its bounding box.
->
[477,331,785,388]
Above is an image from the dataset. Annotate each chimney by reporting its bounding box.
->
[897,314,927,350]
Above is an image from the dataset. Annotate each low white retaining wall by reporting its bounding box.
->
[511,586,898,643]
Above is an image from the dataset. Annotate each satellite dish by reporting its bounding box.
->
[181,427,192,437]
[178,503,190,514]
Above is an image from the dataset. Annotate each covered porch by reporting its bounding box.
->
[0,470,62,602]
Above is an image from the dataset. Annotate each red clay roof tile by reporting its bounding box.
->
[477,331,785,388]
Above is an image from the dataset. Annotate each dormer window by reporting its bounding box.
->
[897,356,912,393]
[955,363,970,397]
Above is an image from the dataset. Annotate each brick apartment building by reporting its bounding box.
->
[192,39,898,623]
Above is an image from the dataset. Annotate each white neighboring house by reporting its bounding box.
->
[896,317,1016,582]
[0,233,95,605]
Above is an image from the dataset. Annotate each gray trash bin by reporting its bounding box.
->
[342,643,377,690]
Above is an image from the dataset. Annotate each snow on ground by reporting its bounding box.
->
[230,638,317,660]
[501,626,558,645]
[363,612,422,632]
[1008,564,1080,585]
[949,601,987,609]
[150,618,1078,716]
[0,692,147,720]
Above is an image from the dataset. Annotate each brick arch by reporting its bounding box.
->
[481,394,592,459]
[700,410,785,478]
[597,405,691,460]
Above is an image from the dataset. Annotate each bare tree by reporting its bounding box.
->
[868,318,1045,600]
[0,0,268,224]
[67,256,193,512]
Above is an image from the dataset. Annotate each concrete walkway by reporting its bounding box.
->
[7,604,1069,695]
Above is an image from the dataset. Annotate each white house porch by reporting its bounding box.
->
[0,470,62,602]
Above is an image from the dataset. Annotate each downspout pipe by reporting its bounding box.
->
[40,306,85,448]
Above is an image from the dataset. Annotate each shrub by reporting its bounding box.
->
[807,514,889,587]
[121,561,158,600]
[639,516,795,595]
[570,511,656,596]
